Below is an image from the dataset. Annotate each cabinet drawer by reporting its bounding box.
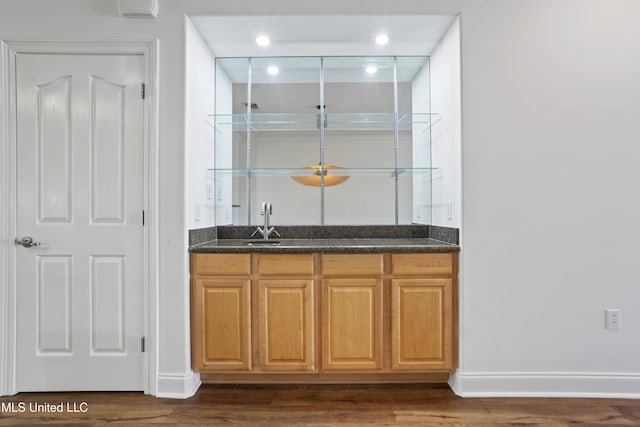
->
[391,253,453,276]
[322,254,383,276]
[258,254,314,275]
[191,254,251,276]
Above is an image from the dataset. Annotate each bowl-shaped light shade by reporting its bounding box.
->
[291,164,350,187]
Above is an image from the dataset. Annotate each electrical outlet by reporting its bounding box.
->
[606,309,620,329]
[206,179,213,200]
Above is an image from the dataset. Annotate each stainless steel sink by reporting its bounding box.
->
[245,240,281,246]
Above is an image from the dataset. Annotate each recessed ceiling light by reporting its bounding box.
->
[256,35,270,46]
[267,66,279,75]
[366,66,378,74]
[375,34,389,45]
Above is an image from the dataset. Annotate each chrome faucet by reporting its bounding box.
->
[251,202,280,241]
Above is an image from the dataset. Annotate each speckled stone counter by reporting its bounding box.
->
[189,225,460,254]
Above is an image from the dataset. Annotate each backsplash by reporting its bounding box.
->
[190,225,458,246]
[188,227,217,246]
[428,226,459,245]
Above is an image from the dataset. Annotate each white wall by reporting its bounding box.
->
[1,0,640,398]
[430,17,461,228]
[185,17,215,230]
[182,18,215,393]
[213,63,233,225]
[0,40,8,398]
[455,0,640,396]
[411,59,432,224]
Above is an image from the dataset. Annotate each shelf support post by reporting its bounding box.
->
[319,57,326,225]
[393,56,400,225]
[246,57,253,224]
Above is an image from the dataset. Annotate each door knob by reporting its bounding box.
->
[15,236,42,248]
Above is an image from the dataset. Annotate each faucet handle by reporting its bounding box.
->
[270,228,281,238]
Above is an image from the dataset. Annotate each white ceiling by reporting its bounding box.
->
[190,15,457,58]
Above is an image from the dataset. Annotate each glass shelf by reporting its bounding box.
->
[208,167,437,177]
[208,112,439,132]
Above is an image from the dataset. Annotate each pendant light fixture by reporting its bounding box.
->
[291,105,350,187]
[291,163,350,187]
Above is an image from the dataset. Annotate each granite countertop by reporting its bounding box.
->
[189,225,460,254]
[190,237,459,254]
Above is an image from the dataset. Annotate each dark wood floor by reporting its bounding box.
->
[1,383,639,426]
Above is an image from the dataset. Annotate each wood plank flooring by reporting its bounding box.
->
[1,384,639,426]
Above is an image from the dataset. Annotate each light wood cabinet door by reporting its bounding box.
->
[193,279,251,371]
[258,279,315,371]
[391,278,452,370]
[322,278,383,370]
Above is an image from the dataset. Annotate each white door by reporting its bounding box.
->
[15,53,145,391]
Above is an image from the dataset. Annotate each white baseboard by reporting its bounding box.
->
[156,371,201,399]
[449,371,640,398]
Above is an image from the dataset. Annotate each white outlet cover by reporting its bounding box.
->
[606,309,620,329]
[206,179,213,200]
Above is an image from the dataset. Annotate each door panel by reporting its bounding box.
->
[16,53,144,391]
[259,279,315,371]
[391,278,453,370]
[91,76,126,223]
[322,278,383,370]
[91,255,126,353]
[37,255,73,354]
[37,76,73,223]
[193,279,251,371]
